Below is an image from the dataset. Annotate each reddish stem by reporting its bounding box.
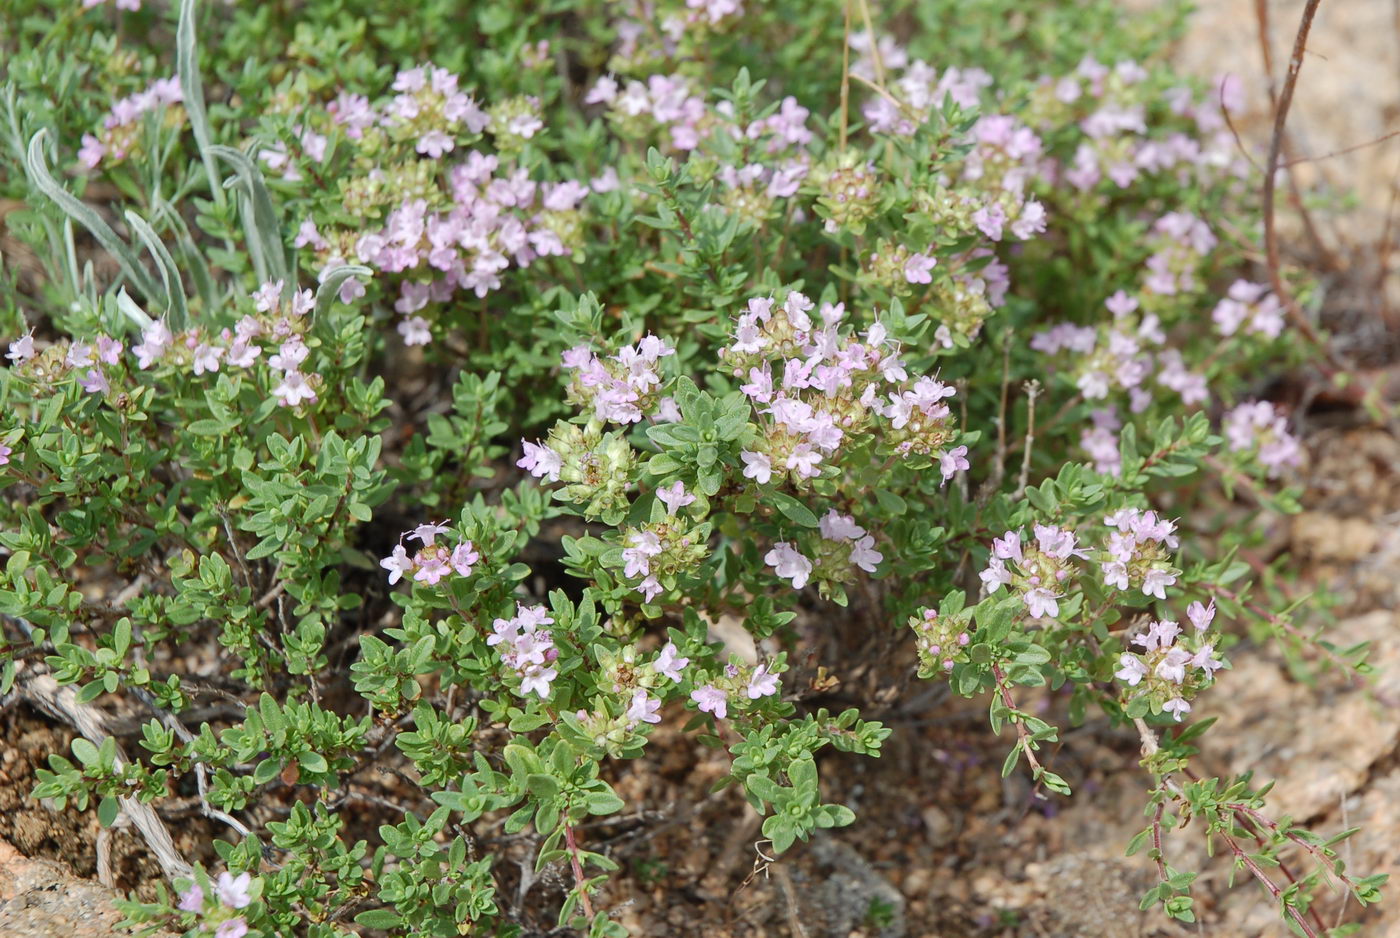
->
[564,822,596,920]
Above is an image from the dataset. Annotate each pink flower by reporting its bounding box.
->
[215,919,248,938]
[1024,587,1060,619]
[450,542,479,576]
[176,883,204,912]
[655,642,689,682]
[980,558,1011,592]
[973,203,1006,240]
[637,576,663,602]
[0,442,11,466]
[252,280,283,313]
[77,134,106,169]
[398,316,432,346]
[519,665,557,699]
[740,450,772,484]
[226,340,260,368]
[819,510,865,542]
[939,445,969,482]
[518,440,562,482]
[272,371,317,407]
[289,289,314,317]
[294,219,328,251]
[414,553,450,585]
[1162,697,1191,722]
[1141,567,1176,600]
[1190,643,1223,677]
[1154,647,1191,683]
[191,344,222,375]
[785,443,822,478]
[66,343,94,368]
[765,542,812,589]
[746,665,780,699]
[408,522,450,545]
[1114,654,1147,686]
[656,481,696,515]
[627,689,662,724]
[380,545,412,585]
[1187,600,1216,632]
[622,546,652,580]
[214,871,252,909]
[1105,290,1138,318]
[416,130,455,158]
[80,368,109,394]
[690,685,728,719]
[267,338,308,372]
[7,332,35,364]
[585,75,618,105]
[992,531,1023,563]
[850,535,883,573]
[903,253,936,284]
[96,336,123,364]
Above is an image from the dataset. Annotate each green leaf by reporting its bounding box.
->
[71,737,100,767]
[762,813,799,853]
[585,787,624,816]
[314,264,372,321]
[97,795,120,828]
[24,131,162,303]
[354,910,402,929]
[526,773,561,800]
[769,492,818,528]
[177,0,224,206]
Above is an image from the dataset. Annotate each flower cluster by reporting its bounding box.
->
[1080,406,1123,475]
[78,77,184,170]
[813,510,883,578]
[574,639,692,750]
[125,279,327,409]
[689,660,781,721]
[589,71,814,224]
[1114,600,1224,721]
[587,73,708,151]
[1211,279,1286,340]
[5,278,334,413]
[517,423,636,522]
[1222,401,1303,478]
[1032,285,1208,432]
[1100,508,1181,599]
[352,164,587,344]
[980,525,1089,619]
[325,64,473,152]
[563,334,677,425]
[722,291,967,486]
[861,58,992,135]
[1143,211,1217,298]
[176,870,253,938]
[279,65,595,344]
[379,521,479,587]
[619,502,710,603]
[6,329,123,402]
[910,605,973,675]
[961,115,1049,243]
[1032,59,1246,193]
[488,603,558,699]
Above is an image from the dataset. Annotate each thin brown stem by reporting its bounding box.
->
[1219,829,1319,938]
[1013,380,1040,499]
[839,2,852,152]
[991,663,1043,780]
[564,822,596,920]
[1260,0,1349,375]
